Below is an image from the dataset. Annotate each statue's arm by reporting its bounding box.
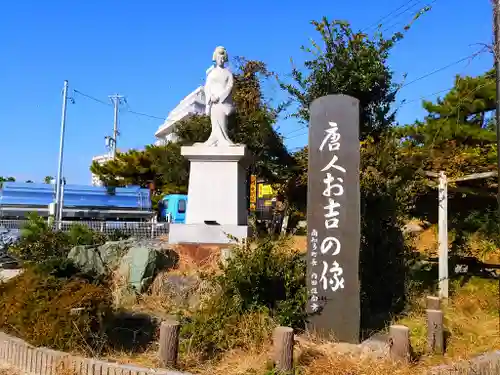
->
[218,71,234,103]
[204,82,212,115]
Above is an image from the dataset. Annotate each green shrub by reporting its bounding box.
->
[32,257,101,283]
[358,135,421,333]
[9,214,121,263]
[10,223,70,262]
[218,238,307,327]
[0,261,112,354]
[105,229,131,242]
[180,300,275,357]
[180,238,307,356]
[67,223,107,246]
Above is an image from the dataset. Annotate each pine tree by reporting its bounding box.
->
[402,69,496,148]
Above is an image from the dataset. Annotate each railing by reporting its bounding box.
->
[0,220,169,239]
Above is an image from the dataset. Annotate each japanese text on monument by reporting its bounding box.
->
[310,121,346,312]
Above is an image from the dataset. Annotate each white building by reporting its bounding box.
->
[154,86,206,145]
[91,153,113,186]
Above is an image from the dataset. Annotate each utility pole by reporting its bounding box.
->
[55,80,69,226]
[58,177,66,226]
[108,94,126,157]
[495,0,500,225]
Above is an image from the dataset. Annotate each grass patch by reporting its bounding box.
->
[396,276,500,365]
[1,228,499,375]
[0,259,112,355]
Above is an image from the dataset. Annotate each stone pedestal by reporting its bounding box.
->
[168,144,251,245]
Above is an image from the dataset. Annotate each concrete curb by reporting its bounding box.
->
[0,331,190,375]
[428,350,500,374]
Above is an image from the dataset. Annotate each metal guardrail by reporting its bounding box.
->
[0,220,169,239]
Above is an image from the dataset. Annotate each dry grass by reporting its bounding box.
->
[290,235,307,253]
[3,233,494,375]
[409,221,500,263]
[397,276,500,366]
[412,226,439,257]
[0,364,20,374]
[101,233,499,375]
[171,243,222,275]
[193,347,271,375]
[181,275,498,375]
[300,354,420,375]
[105,345,161,369]
[99,274,499,375]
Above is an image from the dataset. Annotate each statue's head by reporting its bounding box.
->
[212,46,228,67]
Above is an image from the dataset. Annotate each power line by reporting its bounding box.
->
[282,69,493,142]
[73,89,111,107]
[362,0,423,32]
[411,78,496,173]
[73,89,165,120]
[399,50,485,89]
[382,0,439,34]
[285,131,307,140]
[400,71,495,107]
[126,109,164,120]
[283,125,307,139]
[400,88,451,106]
[279,48,487,139]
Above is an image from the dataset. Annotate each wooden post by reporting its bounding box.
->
[389,325,410,362]
[426,309,444,354]
[426,296,441,310]
[158,320,180,367]
[220,248,233,266]
[273,326,294,373]
[438,171,449,299]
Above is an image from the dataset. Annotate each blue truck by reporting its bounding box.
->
[0,181,189,223]
[157,194,187,223]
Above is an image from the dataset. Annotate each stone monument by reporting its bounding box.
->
[306,94,361,344]
[168,46,251,245]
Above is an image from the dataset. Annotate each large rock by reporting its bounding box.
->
[68,245,106,276]
[161,274,200,309]
[68,238,136,277]
[118,246,176,293]
[152,272,216,310]
[402,222,424,235]
[98,239,135,269]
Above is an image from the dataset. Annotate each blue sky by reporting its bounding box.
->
[0,0,493,184]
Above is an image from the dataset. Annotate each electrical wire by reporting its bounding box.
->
[73,89,111,107]
[362,0,423,32]
[381,0,437,34]
[281,68,493,141]
[125,110,164,120]
[400,71,495,107]
[73,89,165,120]
[399,50,484,89]
[74,47,487,143]
[411,78,496,173]
[279,46,488,139]
[283,125,308,138]
[285,131,308,140]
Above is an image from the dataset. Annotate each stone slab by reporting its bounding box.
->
[168,223,249,245]
[306,94,361,344]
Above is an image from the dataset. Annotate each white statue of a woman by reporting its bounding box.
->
[202,46,235,146]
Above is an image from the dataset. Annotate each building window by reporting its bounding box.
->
[178,199,186,214]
